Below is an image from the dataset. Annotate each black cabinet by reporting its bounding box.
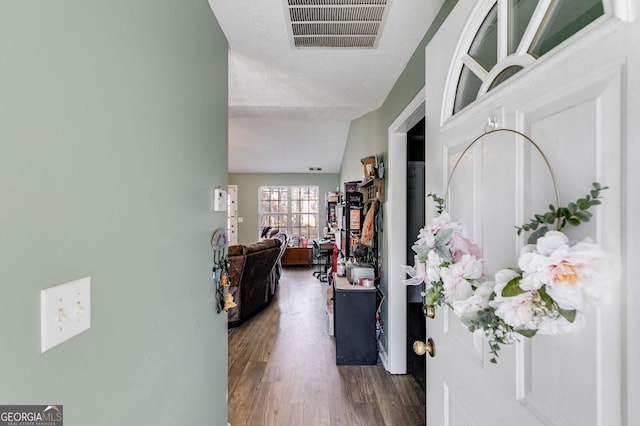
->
[334,275,377,365]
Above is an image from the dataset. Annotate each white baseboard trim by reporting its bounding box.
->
[378,340,389,371]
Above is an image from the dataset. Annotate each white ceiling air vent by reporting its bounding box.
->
[285,0,391,49]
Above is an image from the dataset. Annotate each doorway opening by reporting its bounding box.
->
[406,117,426,393]
[385,87,424,375]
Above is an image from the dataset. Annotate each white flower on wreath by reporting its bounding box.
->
[402,210,483,292]
[491,230,611,335]
[518,230,610,311]
[452,280,494,317]
[491,269,537,329]
[492,269,572,333]
[440,254,483,303]
[425,250,443,283]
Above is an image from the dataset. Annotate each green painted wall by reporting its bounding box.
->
[0,1,229,425]
[340,0,458,184]
[340,0,458,183]
[229,173,340,245]
[339,0,458,356]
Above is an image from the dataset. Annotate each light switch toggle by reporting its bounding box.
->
[57,308,68,323]
[75,301,85,315]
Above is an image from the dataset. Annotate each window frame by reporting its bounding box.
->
[258,185,320,240]
[443,0,614,123]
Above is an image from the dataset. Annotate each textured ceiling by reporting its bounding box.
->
[207,0,445,173]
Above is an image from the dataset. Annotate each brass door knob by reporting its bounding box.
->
[413,338,436,357]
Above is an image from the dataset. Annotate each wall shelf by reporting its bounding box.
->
[358,177,384,203]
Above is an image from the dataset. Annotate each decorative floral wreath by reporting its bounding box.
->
[402,130,612,363]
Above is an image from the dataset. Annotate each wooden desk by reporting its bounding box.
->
[319,242,334,251]
[281,247,312,266]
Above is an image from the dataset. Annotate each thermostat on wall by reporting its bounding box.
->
[213,188,227,212]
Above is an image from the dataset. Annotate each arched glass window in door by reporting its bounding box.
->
[452,0,605,115]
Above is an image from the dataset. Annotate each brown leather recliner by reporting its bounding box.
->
[227,238,281,327]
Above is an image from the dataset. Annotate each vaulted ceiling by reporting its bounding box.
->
[207,0,445,173]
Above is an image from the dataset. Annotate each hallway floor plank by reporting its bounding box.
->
[228,267,425,426]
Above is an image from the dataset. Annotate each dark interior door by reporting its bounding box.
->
[406,118,425,393]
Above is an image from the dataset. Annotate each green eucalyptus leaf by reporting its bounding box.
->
[459,314,477,329]
[575,211,592,222]
[425,286,442,306]
[593,182,602,190]
[435,228,453,246]
[567,217,581,226]
[515,329,538,338]
[527,226,548,244]
[577,199,589,210]
[501,277,525,297]
[538,286,555,310]
[557,307,577,323]
[411,245,431,259]
[568,202,578,214]
[436,245,453,263]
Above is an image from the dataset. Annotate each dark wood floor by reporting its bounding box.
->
[228,267,425,426]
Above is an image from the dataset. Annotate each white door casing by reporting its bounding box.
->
[227,185,238,246]
[423,1,637,425]
[383,89,426,374]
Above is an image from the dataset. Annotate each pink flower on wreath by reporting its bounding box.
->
[448,233,483,262]
[415,211,462,248]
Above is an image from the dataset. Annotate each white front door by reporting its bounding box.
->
[423,1,637,425]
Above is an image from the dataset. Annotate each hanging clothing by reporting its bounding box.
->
[360,199,377,246]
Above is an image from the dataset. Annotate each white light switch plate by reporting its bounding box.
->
[40,277,91,353]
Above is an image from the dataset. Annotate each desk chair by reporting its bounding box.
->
[312,240,329,282]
